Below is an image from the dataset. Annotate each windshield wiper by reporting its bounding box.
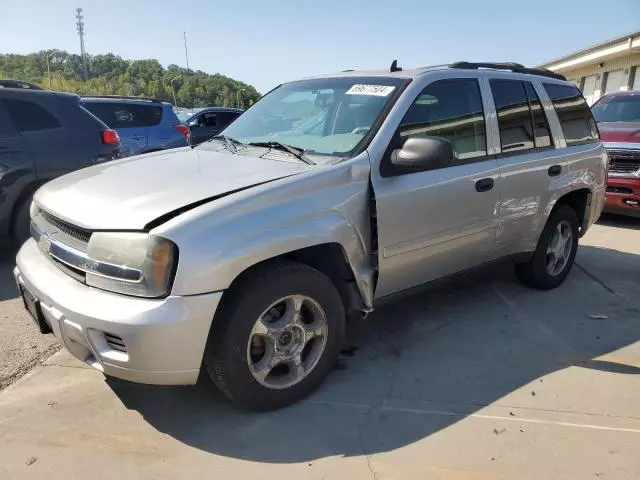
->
[247,141,315,165]
[210,134,242,153]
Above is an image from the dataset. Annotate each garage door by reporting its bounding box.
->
[605,70,624,95]
[582,75,597,105]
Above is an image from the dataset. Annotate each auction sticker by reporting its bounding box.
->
[346,84,396,96]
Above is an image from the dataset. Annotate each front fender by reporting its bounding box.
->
[170,213,373,305]
[156,156,374,306]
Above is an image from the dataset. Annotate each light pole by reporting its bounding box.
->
[169,75,182,107]
[46,50,59,90]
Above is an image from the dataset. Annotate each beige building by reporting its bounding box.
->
[539,31,640,105]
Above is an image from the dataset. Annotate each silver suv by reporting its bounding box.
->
[14,62,606,410]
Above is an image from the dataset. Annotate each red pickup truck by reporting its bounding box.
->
[591,91,640,217]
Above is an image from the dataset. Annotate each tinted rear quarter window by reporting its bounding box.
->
[543,83,598,146]
[3,98,61,132]
[82,102,163,128]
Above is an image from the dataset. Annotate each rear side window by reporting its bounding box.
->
[490,80,534,153]
[217,111,241,128]
[398,78,487,162]
[543,83,598,146]
[3,98,61,132]
[82,102,163,128]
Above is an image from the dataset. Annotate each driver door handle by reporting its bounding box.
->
[475,178,494,192]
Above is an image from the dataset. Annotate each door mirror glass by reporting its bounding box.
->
[390,136,453,172]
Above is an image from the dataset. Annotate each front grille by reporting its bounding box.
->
[104,333,127,353]
[40,210,91,244]
[50,257,86,283]
[606,149,640,174]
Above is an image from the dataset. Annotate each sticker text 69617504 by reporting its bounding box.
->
[346,85,396,97]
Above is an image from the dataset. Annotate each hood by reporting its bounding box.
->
[35,146,308,230]
[597,122,640,144]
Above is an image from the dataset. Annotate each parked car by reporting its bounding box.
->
[81,96,189,157]
[177,107,244,145]
[591,91,640,217]
[15,62,606,410]
[0,86,120,245]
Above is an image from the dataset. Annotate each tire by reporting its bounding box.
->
[11,195,33,247]
[204,261,345,411]
[515,205,579,290]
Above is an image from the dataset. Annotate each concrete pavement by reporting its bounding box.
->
[0,215,639,479]
[0,247,59,390]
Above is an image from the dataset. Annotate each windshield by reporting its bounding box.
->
[592,95,640,123]
[220,77,407,161]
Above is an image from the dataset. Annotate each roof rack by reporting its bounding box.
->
[449,62,566,81]
[80,95,162,103]
[0,79,44,90]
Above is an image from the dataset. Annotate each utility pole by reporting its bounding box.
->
[76,8,88,81]
[183,32,190,70]
[46,50,59,90]
[169,75,182,107]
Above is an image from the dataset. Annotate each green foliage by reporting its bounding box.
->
[0,50,260,108]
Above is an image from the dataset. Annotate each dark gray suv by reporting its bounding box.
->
[0,87,121,244]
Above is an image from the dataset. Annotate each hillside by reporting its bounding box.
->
[0,51,260,108]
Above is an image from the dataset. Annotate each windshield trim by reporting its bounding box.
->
[218,76,413,163]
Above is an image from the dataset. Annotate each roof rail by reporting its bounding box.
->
[449,62,567,81]
[81,95,162,103]
[0,79,44,90]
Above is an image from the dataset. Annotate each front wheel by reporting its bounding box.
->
[515,205,579,290]
[204,261,345,410]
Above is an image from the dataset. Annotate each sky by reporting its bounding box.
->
[1,0,639,93]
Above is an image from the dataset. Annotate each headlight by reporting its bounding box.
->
[86,232,178,298]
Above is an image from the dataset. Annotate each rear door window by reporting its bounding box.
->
[543,83,598,146]
[3,98,61,132]
[82,102,163,128]
[490,80,535,153]
[216,111,241,128]
[524,83,552,148]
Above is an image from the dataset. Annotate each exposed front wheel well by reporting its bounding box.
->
[228,244,363,319]
[552,188,591,235]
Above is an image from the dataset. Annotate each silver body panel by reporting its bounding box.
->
[15,67,606,384]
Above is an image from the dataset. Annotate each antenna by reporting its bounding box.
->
[183,31,190,70]
[390,60,402,72]
[76,8,88,81]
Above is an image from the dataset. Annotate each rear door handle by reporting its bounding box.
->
[475,178,494,192]
[548,165,562,177]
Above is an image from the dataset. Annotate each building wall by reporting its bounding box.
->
[561,53,640,105]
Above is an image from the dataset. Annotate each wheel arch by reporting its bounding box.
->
[227,243,367,319]
[549,188,592,236]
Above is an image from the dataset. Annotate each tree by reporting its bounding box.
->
[0,50,261,108]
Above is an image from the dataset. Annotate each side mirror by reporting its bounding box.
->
[390,136,453,172]
[188,119,199,127]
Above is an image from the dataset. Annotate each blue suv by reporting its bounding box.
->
[81,96,189,157]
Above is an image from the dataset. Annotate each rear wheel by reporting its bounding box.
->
[515,205,579,290]
[204,261,345,410]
